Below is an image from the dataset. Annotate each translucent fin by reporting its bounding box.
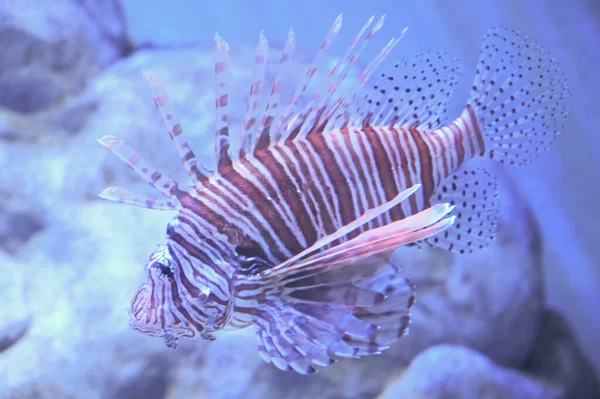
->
[468,27,570,166]
[320,27,408,132]
[426,167,499,253]
[293,15,384,138]
[293,203,454,273]
[214,34,233,170]
[99,187,180,210]
[239,32,268,158]
[275,14,344,141]
[255,29,296,150]
[142,70,210,184]
[254,256,416,373]
[266,184,423,275]
[97,135,181,200]
[359,52,463,129]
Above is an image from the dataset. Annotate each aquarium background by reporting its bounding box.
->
[0,0,599,398]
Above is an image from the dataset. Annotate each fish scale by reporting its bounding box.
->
[97,15,570,374]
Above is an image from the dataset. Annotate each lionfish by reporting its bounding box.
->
[98,15,569,374]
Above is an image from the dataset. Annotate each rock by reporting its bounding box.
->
[390,162,545,369]
[522,309,600,399]
[0,190,46,255]
[0,317,31,354]
[378,345,560,399]
[64,44,325,203]
[0,0,131,144]
[105,353,174,399]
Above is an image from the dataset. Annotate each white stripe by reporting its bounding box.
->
[270,145,327,238]
[353,128,391,225]
[296,139,344,228]
[234,157,308,248]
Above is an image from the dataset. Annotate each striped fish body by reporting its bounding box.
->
[98,16,569,374]
[204,106,485,267]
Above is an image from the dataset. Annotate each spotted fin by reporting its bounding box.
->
[468,27,570,166]
[426,166,499,253]
[358,52,463,129]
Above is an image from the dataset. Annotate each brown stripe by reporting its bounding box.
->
[150,171,162,183]
[255,148,318,249]
[340,129,376,219]
[171,123,182,137]
[173,216,231,287]
[395,127,419,214]
[354,129,380,223]
[287,141,338,238]
[178,186,285,263]
[448,124,466,166]
[428,129,450,183]
[408,124,434,208]
[317,129,361,228]
[466,105,486,156]
[377,128,406,221]
[305,133,355,232]
[227,159,302,257]
[363,126,404,222]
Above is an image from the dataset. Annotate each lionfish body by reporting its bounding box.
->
[99,15,569,374]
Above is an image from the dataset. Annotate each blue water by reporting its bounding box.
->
[1,0,599,397]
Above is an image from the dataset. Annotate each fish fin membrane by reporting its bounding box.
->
[99,187,180,210]
[97,135,182,203]
[142,70,211,184]
[257,185,454,280]
[357,52,464,129]
[426,166,499,253]
[213,34,234,170]
[468,27,571,166]
[254,257,415,374]
[269,15,407,143]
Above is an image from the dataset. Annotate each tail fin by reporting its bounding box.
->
[468,27,570,166]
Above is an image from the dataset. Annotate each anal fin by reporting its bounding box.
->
[426,166,499,254]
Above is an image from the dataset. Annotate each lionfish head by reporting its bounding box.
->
[128,244,230,348]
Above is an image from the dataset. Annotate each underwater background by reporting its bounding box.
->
[0,0,599,398]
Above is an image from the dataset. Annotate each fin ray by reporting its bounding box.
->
[97,135,181,200]
[142,70,210,184]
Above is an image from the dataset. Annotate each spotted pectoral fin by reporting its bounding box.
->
[426,166,500,254]
[254,256,416,374]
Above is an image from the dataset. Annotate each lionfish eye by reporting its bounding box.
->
[155,260,174,280]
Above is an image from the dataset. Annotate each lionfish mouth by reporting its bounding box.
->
[128,283,194,348]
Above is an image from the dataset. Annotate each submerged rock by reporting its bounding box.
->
[523,309,600,399]
[0,317,31,354]
[378,345,559,399]
[0,0,131,144]
[392,162,545,369]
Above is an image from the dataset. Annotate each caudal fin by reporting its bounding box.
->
[468,27,570,166]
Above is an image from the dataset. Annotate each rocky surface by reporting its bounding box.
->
[378,345,560,399]
[523,309,600,399]
[0,0,131,144]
